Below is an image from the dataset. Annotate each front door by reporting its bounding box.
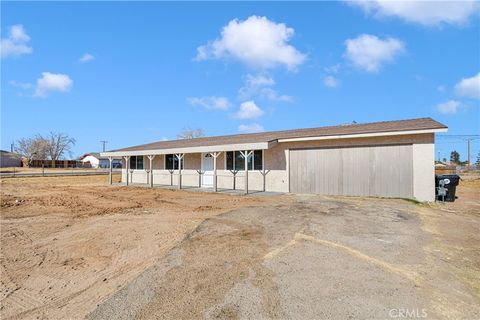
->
[201,153,214,187]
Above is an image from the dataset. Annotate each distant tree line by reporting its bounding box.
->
[450,150,460,164]
[14,132,76,161]
[449,150,478,166]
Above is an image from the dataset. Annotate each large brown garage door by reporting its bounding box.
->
[289,144,413,198]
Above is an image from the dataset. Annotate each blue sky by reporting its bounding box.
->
[2,1,479,160]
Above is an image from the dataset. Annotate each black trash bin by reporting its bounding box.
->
[435,174,460,202]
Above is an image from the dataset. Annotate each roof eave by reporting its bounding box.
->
[277,128,447,143]
[100,141,273,157]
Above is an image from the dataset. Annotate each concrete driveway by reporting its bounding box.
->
[89,194,480,320]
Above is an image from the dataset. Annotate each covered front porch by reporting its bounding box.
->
[102,140,277,194]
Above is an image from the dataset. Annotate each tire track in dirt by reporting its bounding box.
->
[89,209,287,320]
[135,214,285,319]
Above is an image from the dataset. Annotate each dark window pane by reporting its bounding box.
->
[166,154,174,170]
[235,151,244,171]
[253,150,263,170]
[165,154,183,170]
[226,152,234,170]
[130,156,138,170]
[137,156,144,170]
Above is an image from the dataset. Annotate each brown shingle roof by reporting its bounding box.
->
[112,117,447,152]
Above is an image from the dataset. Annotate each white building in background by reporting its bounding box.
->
[79,153,122,168]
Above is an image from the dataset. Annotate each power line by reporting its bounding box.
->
[436,135,480,139]
[435,141,480,144]
[435,135,480,166]
[436,134,479,136]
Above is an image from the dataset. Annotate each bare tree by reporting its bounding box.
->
[177,127,205,140]
[14,135,49,160]
[15,132,75,161]
[46,132,76,160]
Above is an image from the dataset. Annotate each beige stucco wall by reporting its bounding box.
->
[412,143,435,202]
[120,133,435,201]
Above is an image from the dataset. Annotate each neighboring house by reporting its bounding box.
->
[0,150,22,167]
[435,162,456,175]
[101,118,447,202]
[79,153,122,168]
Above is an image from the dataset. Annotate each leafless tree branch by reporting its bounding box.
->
[177,127,205,140]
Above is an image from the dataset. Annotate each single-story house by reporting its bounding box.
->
[79,153,122,168]
[0,150,23,168]
[101,117,447,202]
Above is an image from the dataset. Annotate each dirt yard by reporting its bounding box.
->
[0,175,271,319]
[1,174,479,319]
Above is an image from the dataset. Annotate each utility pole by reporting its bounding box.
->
[100,140,108,152]
[10,142,14,153]
[467,138,471,168]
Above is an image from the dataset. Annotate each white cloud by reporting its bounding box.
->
[9,80,32,89]
[1,24,32,59]
[195,15,306,71]
[349,0,479,26]
[34,72,73,97]
[454,72,480,99]
[79,53,95,63]
[324,64,341,74]
[239,74,292,102]
[235,100,264,119]
[187,96,231,110]
[323,76,340,88]
[344,34,405,72]
[437,85,446,92]
[238,123,265,133]
[436,100,461,114]
[243,74,275,87]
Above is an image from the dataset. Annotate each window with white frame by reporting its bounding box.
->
[225,150,263,171]
[165,154,184,170]
[130,156,144,170]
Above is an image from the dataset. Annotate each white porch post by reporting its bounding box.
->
[176,153,184,189]
[148,155,155,188]
[108,156,113,185]
[262,150,266,192]
[240,150,253,194]
[124,156,130,186]
[209,152,220,192]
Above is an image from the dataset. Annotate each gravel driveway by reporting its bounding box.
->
[89,194,480,320]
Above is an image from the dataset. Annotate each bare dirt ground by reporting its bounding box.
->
[0,175,270,319]
[89,175,480,320]
[1,174,479,319]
